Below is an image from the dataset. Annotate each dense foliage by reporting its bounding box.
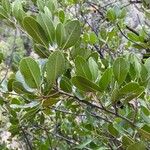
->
[0,0,150,149]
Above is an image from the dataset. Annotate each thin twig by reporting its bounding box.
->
[21,127,33,150]
[86,110,112,123]
[117,23,145,49]
[57,89,136,127]
[40,126,78,145]
[85,1,105,18]
[49,106,85,116]
[126,25,140,36]
[80,10,104,58]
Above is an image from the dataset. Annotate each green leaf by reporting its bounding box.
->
[23,16,48,47]
[43,98,59,107]
[0,96,4,105]
[37,12,55,45]
[118,82,144,103]
[119,82,142,94]
[89,32,97,44]
[20,103,41,121]
[72,76,102,92]
[0,52,4,64]
[108,123,119,136]
[1,0,11,13]
[122,136,134,148]
[74,139,93,149]
[37,0,45,11]
[113,57,129,85]
[34,44,50,58]
[106,8,116,22]
[46,0,56,15]
[58,10,65,23]
[99,68,112,91]
[145,57,150,74]
[83,32,89,43]
[19,57,41,89]
[15,71,35,93]
[127,142,146,150]
[62,20,81,49]
[60,76,72,93]
[31,0,37,4]
[44,6,52,19]
[10,101,39,109]
[140,64,148,84]
[138,128,150,140]
[88,51,99,62]
[88,57,99,81]
[119,8,126,19]
[71,48,91,60]
[143,0,150,9]
[12,0,24,21]
[12,0,27,26]
[129,54,141,78]
[0,5,8,19]
[7,78,15,92]
[56,23,65,47]
[129,64,137,80]
[141,107,150,116]
[46,51,65,87]
[111,88,120,102]
[99,26,107,40]
[75,56,92,80]
[127,33,140,42]
[12,81,32,94]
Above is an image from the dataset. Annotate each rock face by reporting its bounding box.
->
[125,3,144,29]
[84,0,145,34]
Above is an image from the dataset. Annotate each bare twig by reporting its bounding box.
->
[86,110,112,123]
[117,23,145,49]
[49,106,85,116]
[40,126,78,145]
[85,1,105,18]
[80,10,104,58]
[126,25,140,36]
[21,127,33,150]
[57,90,136,128]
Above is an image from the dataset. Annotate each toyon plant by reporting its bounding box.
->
[0,0,150,149]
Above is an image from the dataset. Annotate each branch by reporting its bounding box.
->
[40,126,78,145]
[57,90,136,127]
[129,0,142,4]
[126,25,140,36]
[122,0,142,8]
[117,23,145,49]
[49,106,85,116]
[86,110,112,123]
[85,1,105,18]
[21,127,33,150]
[80,10,104,58]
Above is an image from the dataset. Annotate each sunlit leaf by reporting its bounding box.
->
[46,51,65,87]
[37,12,55,45]
[72,76,102,92]
[113,57,129,85]
[19,57,41,89]
[62,20,81,49]
[60,76,72,93]
[75,56,92,80]
[23,16,48,47]
[127,142,146,150]
[99,68,112,91]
